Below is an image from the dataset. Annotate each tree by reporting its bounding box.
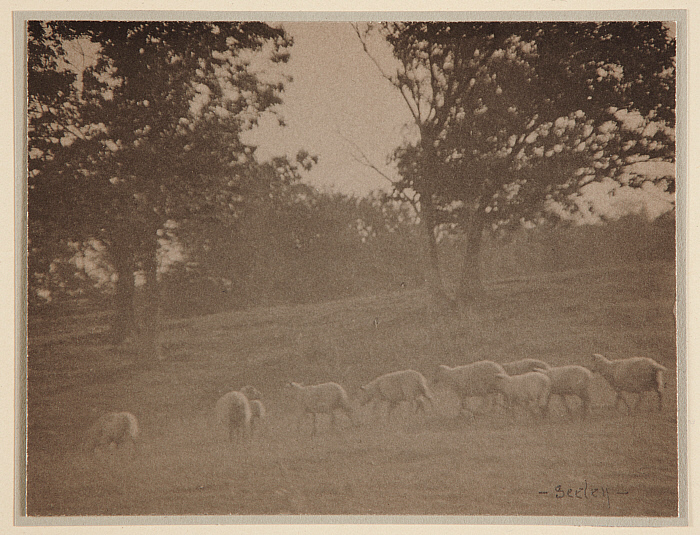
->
[27,22,86,307]
[356,22,675,310]
[28,21,296,358]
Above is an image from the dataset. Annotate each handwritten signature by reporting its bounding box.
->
[539,481,629,508]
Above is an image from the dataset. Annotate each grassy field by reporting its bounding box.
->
[25,261,679,518]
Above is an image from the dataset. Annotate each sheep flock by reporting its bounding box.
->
[85,351,671,458]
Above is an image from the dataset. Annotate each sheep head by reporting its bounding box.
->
[590,353,608,373]
[357,384,372,406]
[434,365,450,383]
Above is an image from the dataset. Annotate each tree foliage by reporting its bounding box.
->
[357,22,676,306]
[27,21,299,352]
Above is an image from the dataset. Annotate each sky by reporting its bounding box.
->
[62,23,407,198]
[63,22,675,220]
[242,22,676,222]
[244,22,411,197]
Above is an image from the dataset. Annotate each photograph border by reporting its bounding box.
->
[13,9,689,529]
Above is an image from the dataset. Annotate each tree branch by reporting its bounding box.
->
[351,22,421,123]
[335,129,420,211]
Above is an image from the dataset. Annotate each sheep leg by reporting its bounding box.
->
[492,393,505,412]
[503,402,516,420]
[629,393,641,413]
[475,397,487,414]
[561,395,572,417]
[458,397,473,420]
[538,396,549,418]
[529,399,544,419]
[300,412,310,435]
[615,392,631,413]
[126,436,138,459]
[654,370,665,411]
[580,394,590,418]
[228,423,236,443]
[371,400,382,421]
[543,393,555,417]
[459,397,468,412]
[487,393,505,413]
[386,402,397,422]
[417,396,433,414]
[542,395,552,417]
[344,408,357,427]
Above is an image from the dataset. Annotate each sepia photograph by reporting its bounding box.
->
[18,11,685,526]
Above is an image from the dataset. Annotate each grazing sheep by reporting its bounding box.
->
[358,369,434,421]
[84,411,139,455]
[285,382,354,435]
[535,365,593,417]
[493,372,551,418]
[434,361,506,417]
[215,391,252,444]
[502,358,551,376]
[590,353,668,412]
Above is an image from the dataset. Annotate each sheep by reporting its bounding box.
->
[357,369,434,421]
[285,381,354,435]
[590,353,668,412]
[434,361,506,417]
[535,365,593,417]
[493,372,551,418]
[215,390,252,444]
[240,385,265,435]
[501,358,551,376]
[84,411,139,455]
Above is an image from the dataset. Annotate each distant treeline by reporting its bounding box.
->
[472,211,675,281]
[158,197,676,317]
[30,187,675,318]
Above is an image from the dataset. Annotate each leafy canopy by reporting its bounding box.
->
[29,22,294,244]
[364,22,675,228]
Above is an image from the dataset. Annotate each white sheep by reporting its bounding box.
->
[590,353,668,412]
[502,358,551,376]
[357,369,434,421]
[493,372,551,418]
[84,411,139,455]
[215,390,252,443]
[285,381,355,435]
[434,361,506,417]
[535,365,593,417]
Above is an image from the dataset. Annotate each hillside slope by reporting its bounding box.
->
[26,261,679,517]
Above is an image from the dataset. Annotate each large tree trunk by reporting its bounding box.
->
[139,232,164,362]
[110,231,136,344]
[420,197,456,312]
[456,213,485,309]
